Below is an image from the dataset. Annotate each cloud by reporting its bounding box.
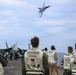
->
[0,25,42,40]
[0,0,32,8]
[0,20,10,25]
[35,19,64,26]
[52,0,70,4]
[46,26,66,34]
[10,17,20,22]
[0,10,13,16]
[35,18,76,27]
[0,0,23,6]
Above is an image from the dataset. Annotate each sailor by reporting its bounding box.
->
[9,50,13,60]
[42,47,48,59]
[71,53,76,75]
[48,45,58,75]
[71,45,76,75]
[14,51,18,60]
[0,53,8,75]
[63,46,73,75]
[22,36,49,75]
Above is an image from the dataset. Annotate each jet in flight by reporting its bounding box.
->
[38,2,50,17]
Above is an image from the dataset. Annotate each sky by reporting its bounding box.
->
[0,0,76,52]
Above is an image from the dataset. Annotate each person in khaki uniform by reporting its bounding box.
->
[42,47,48,59]
[48,45,58,75]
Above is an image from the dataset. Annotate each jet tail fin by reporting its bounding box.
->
[12,41,18,51]
[5,41,8,48]
[43,2,45,8]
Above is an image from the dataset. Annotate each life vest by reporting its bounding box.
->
[63,52,72,69]
[71,53,76,73]
[0,63,4,75]
[43,51,48,59]
[24,49,45,75]
[43,51,48,56]
[48,50,56,63]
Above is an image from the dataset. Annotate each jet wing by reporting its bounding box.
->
[38,8,41,10]
[0,47,12,55]
[45,6,50,9]
[40,11,44,17]
[1,48,12,52]
[5,48,12,51]
[0,48,12,51]
[18,48,22,54]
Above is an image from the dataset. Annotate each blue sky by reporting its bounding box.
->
[0,0,76,52]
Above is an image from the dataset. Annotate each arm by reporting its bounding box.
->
[22,56,26,75]
[54,53,58,61]
[42,53,49,75]
[0,54,8,67]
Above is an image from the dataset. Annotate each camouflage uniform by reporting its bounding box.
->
[0,53,8,75]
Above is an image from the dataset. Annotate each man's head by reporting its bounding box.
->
[51,45,55,50]
[45,47,48,51]
[68,46,73,53]
[30,36,39,47]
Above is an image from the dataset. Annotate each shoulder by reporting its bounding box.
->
[43,52,46,56]
[48,50,53,53]
[64,51,67,54]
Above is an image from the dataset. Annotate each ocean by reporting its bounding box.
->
[57,52,64,66]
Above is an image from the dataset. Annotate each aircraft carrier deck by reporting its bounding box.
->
[4,58,63,75]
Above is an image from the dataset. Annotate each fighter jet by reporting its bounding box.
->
[0,41,26,58]
[38,2,50,17]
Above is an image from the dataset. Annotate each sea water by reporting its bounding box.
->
[57,52,64,66]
